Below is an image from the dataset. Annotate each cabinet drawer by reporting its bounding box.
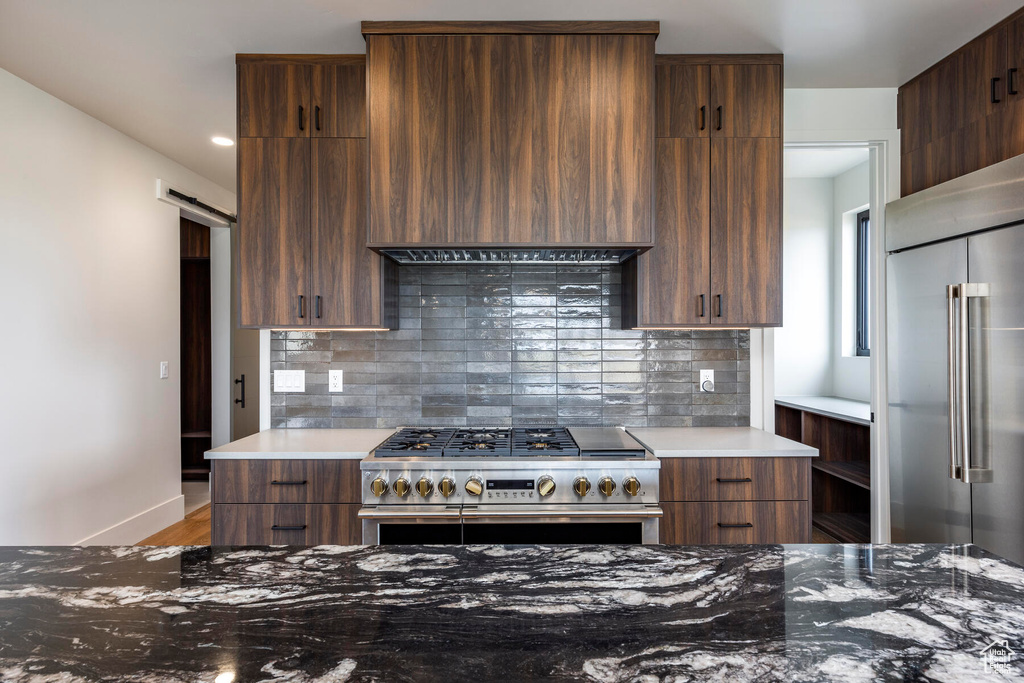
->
[212,504,363,545]
[660,501,809,544]
[211,459,362,504]
[659,457,809,501]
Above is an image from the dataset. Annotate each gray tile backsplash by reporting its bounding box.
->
[271,264,750,429]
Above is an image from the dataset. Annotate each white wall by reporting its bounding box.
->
[0,68,235,544]
[832,161,871,401]
[775,177,834,396]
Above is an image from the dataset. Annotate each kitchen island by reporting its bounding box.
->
[0,544,1021,681]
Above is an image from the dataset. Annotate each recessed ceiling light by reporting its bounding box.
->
[211,136,234,146]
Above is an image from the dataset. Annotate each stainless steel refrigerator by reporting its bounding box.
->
[887,154,1024,566]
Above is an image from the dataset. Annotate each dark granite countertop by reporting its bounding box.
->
[0,544,1022,682]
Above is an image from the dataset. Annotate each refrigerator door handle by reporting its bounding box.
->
[946,284,962,480]
[958,282,993,484]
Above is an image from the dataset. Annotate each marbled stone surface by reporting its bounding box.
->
[0,544,1021,682]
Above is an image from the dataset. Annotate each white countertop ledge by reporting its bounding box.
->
[624,427,817,458]
[205,428,397,460]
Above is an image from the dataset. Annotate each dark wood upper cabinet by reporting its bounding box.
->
[238,63,310,138]
[710,137,782,326]
[312,63,367,137]
[367,30,655,247]
[238,137,311,327]
[655,64,709,138]
[709,64,781,138]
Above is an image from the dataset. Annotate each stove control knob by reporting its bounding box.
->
[439,477,457,498]
[622,476,641,497]
[598,477,616,496]
[464,477,484,497]
[538,476,556,498]
[370,477,389,497]
[393,477,411,498]
[416,477,433,498]
[573,477,591,497]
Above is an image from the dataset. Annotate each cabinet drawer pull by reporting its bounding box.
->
[991,76,1001,104]
[699,294,706,318]
[716,477,752,483]
[298,295,305,319]
[315,295,322,319]
[315,105,322,131]
[270,480,308,486]
[271,524,307,531]
[299,105,305,131]
[1010,68,1019,96]
[715,294,723,318]
[717,522,753,528]
[699,105,706,131]
[716,105,723,131]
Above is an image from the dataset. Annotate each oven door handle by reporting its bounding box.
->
[460,505,663,521]
[358,506,462,521]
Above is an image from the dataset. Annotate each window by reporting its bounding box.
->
[855,210,870,356]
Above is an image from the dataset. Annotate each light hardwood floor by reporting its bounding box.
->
[137,504,211,545]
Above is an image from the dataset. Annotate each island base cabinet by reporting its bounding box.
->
[660,501,810,544]
[212,504,362,545]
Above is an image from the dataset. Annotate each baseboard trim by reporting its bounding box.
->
[75,494,185,545]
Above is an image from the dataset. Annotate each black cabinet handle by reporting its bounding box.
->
[699,105,706,131]
[299,105,305,131]
[315,295,322,319]
[717,522,753,528]
[315,105,321,131]
[298,295,305,319]
[1010,68,1019,96]
[991,77,1001,104]
[271,480,308,486]
[271,525,307,531]
[699,294,706,318]
[716,477,753,483]
[715,294,723,318]
[234,374,245,408]
[716,105,723,131]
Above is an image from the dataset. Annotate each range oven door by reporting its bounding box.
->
[359,505,462,545]
[461,504,662,545]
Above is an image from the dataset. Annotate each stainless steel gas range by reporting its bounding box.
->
[358,427,662,545]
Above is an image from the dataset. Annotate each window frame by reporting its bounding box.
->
[855,209,870,357]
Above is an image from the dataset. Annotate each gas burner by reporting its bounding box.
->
[527,441,562,450]
[472,443,495,450]
[511,427,579,457]
[400,442,435,451]
[444,428,512,456]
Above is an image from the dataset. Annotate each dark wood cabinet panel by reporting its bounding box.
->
[632,138,710,326]
[212,459,362,504]
[212,504,362,545]
[361,20,661,35]
[655,64,709,138]
[660,457,810,502]
[710,138,782,326]
[660,501,810,544]
[311,138,387,327]
[959,27,1008,127]
[237,63,310,138]
[312,63,367,137]
[238,137,310,327]
[709,64,781,138]
[899,59,959,155]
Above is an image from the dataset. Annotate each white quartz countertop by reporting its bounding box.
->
[205,428,397,460]
[624,427,817,458]
[774,396,871,426]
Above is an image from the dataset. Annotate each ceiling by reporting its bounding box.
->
[784,147,870,179]
[2,0,1021,191]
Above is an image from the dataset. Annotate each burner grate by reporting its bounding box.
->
[443,428,512,456]
[375,428,456,457]
[510,427,580,457]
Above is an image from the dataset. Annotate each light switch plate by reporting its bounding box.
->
[159,361,169,379]
[274,370,305,393]
[329,370,344,392]
[699,369,715,392]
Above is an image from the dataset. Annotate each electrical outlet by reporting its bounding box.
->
[699,369,715,392]
[329,370,344,392]
[159,361,169,379]
[274,370,305,393]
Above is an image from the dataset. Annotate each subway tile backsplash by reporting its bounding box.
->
[271,264,750,429]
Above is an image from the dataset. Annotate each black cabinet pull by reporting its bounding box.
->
[315,105,321,131]
[699,294,706,318]
[271,480,308,486]
[699,105,706,131]
[271,525,307,531]
[717,522,753,528]
[315,295,322,319]
[1010,68,1019,96]
[234,374,245,408]
[298,295,305,319]
[991,77,1001,104]
[716,105,723,131]
[715,294,723,318]
[716,477,752,483]
[299,105,305,131]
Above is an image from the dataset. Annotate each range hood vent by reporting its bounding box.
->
[379,248,638,265]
